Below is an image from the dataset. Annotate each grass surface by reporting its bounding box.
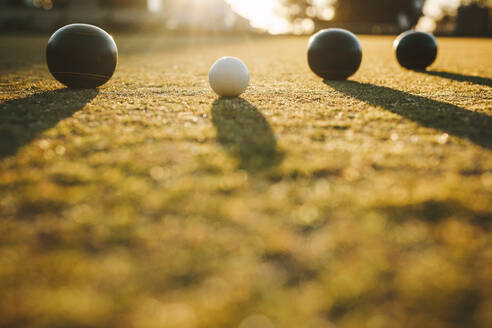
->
[0,34,491,328]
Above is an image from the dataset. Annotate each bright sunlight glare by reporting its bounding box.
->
[148,0,163,12]
[169,0,468,35]
[225,0,290,34]
[226,0,457,34]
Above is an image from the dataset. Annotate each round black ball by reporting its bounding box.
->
[46,24,118,89]
[307,28,362,80]
[394,31,438,70]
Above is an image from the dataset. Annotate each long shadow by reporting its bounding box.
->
[211,98,284,172]
[0,88,99,159]
[324,81,492,149]
[417,70,492,87]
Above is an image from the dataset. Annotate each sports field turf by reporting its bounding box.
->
[0,34,491,328]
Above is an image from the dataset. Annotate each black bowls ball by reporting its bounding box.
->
[307,28,362,80]
[394,31,438,70]
[46,24,118,89]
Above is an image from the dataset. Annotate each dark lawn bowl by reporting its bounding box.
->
[307,28,362,81]
[394,31,438,70]
[46,24,118,89]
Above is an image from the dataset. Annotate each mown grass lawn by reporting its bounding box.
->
[0,33,491,328]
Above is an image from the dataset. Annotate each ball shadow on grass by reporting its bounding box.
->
[324,80,492,150]
[416,70,492,87]
[211,98,284,172]
[0,88,99,159]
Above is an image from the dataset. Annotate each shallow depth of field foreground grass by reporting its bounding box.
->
[0,34,491,328]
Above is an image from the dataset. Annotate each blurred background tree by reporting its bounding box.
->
[279,0,426,33]
[0,0,249,33]
[454,0,491,35]
[0,0,490,35]
[431,0,491,36]
[0,0,152,9]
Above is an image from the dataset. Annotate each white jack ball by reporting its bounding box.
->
[209,57,250,97]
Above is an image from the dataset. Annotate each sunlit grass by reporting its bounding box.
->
[0,34,491,328]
